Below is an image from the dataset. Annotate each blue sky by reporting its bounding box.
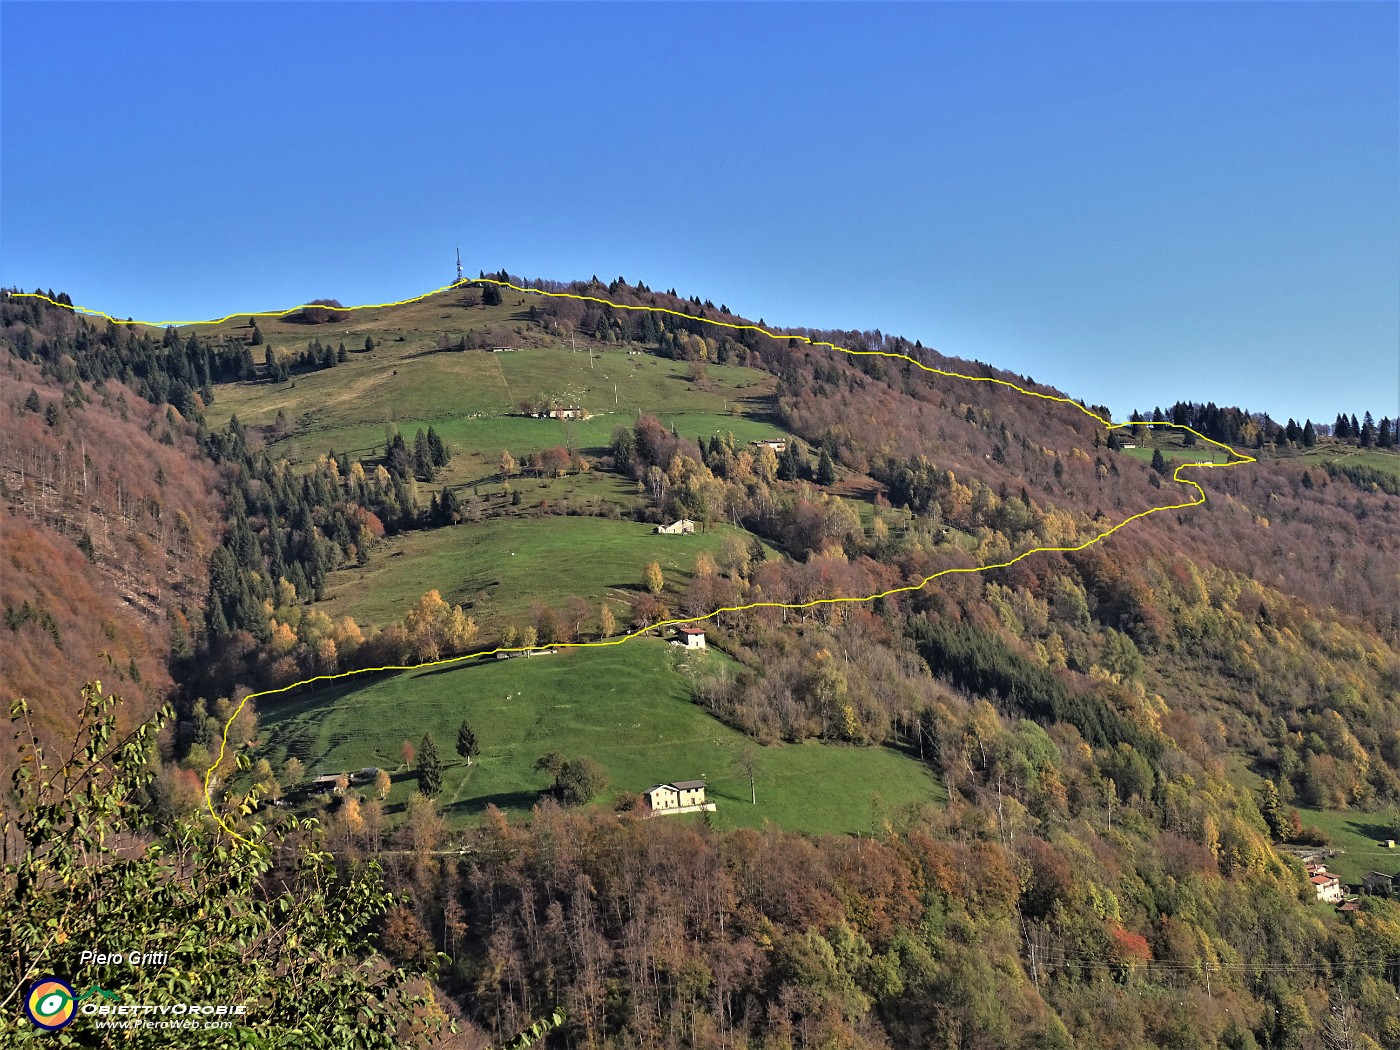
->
[2,2,1395,422]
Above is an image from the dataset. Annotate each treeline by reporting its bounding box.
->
[1333,410,1394,448]
[3,295,257,418]
[1129,401,1396,452]
[260,337,349,382]
[344,797,1400,1049]
[183,417,460,698]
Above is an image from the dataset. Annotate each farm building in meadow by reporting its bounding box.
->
[751,438,787,453]
[644,780,714,815]
[307,774,346,796]
[676,626,707,650]
[655,518,696,535]
[538,406,586,420]
[1309,870,1343,904]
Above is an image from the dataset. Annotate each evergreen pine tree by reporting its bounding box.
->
[778,442,804,481]
[1380,417,1394,448]
[1335,413,1350,439]
[455,721,478,765]
[413,429,434,481]
[1301,420,1316,447]
[427,426,449,467]
[1360,413,1376,447]
[1151,448,1168,476]
[385,433,412,478]
[417,733,443,796]
[438,487,461,525]
[816,448,837,485]
[364,335,376,353]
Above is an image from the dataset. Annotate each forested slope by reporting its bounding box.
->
[3,280,1400,1048]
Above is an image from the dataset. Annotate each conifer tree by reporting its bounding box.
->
[427,426,449,467]
[456,721,479,765]
[417,733,443,796]
[413,428,435,481]
[816,448,837,485]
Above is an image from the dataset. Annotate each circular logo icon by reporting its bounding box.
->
[25,977,77,1031]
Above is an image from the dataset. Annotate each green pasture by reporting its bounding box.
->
[1284,446,1400,481]
[317,515,775,631]
[1294,807,1400,887]
[258,640,944,835]
[1119,443,1230,466]
[206,313,783,468]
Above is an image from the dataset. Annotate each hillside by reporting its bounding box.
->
[5,277,1400,1048]
[0,349,219,761]
[258,640,944,835]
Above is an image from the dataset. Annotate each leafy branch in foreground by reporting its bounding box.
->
[1,682,450,1048]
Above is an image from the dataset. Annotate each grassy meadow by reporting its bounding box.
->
[258,640,945,835]
[1284,445,1400,481]
[318,516,775,631]
[203,285,784,473]
[1118,434,1233,466]
[1294,807,1400,886]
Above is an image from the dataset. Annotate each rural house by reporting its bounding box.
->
[308,774,346,796]
[644,780,713,815]
[751,438,787,453]
[1309,871,1343,904]
[1362,870,1397,895]
[677,626,707,650]
[655,519,696,535]
[538,406,585,420]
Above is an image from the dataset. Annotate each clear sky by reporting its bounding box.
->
[2,2,1396,423]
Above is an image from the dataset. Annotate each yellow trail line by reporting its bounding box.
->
[10,282,1256,847]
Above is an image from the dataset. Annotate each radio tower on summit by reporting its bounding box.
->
[456,246,464,286]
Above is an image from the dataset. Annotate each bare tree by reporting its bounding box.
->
[736,746,758,805]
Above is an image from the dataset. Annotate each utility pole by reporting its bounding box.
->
[456,246,463,286]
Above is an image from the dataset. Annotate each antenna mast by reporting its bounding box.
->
[456,246,464,285]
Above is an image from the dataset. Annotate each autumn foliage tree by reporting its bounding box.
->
[643,560,664,595]
[404,589,478,663]
[1,683,447,1046]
